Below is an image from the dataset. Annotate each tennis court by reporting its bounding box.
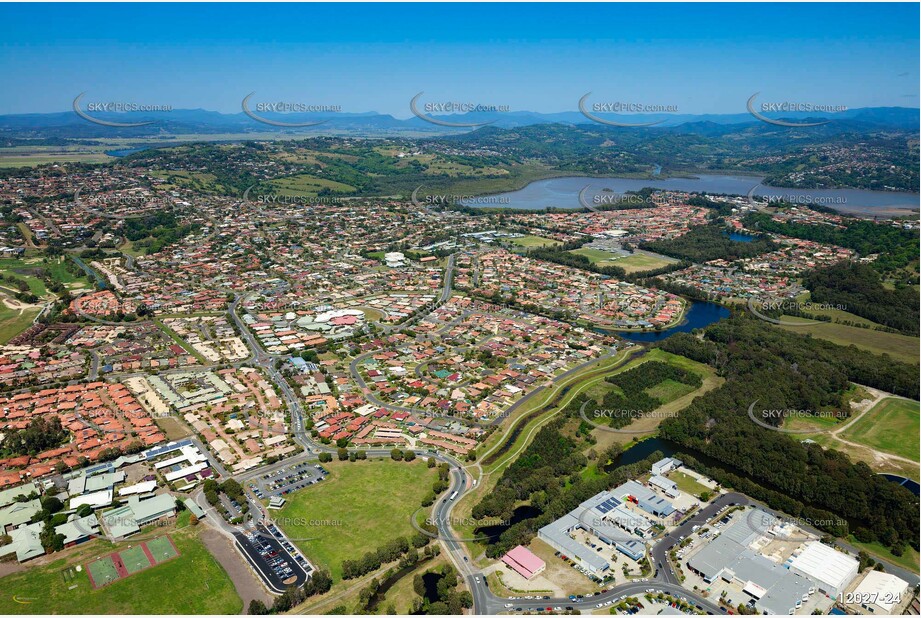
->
[146,536,179,564]
[86,556,120,589]
[84,535,180,589]
[119,545,152,575]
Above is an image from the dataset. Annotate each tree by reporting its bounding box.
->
[404,450,416,462]
[189,514,199,526]
[41,496,64,515]
[248,600,268,615]
[337,448,348,461]
[390,449,404,461]
[318,452,332,463]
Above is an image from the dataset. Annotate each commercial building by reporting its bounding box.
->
[56,513,101,547]
[501,545,546,580]
[611,480,676,519]
[538,482,673,572]
[0,482,38,508]
[687,509,856,615]
[651,457,682,476]
[787,541,859,598]
[183,498,206,520]
[68,471,126,496]
[0,513,100,563]
[649,474,679,498]
[850,570,910,614]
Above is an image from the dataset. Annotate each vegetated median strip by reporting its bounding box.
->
[452,349,638,537]
[480,348,638,469]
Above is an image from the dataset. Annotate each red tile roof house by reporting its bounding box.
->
[501,545,546,580]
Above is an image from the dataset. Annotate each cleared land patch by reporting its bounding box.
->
[842,397,920,461]
[777,316,919,364]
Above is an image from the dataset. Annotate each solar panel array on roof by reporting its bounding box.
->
[144,439,194,460]
[595,496,620,514]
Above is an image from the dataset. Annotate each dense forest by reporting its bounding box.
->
[744,212,919,276]
[120,210,202,254]
[656,316,920,554]
[641,223,777,263]
[803,262,920,335]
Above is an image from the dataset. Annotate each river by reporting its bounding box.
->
[461,174,919,216]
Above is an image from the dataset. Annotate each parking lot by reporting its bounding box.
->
[236,524,311,592]
[248,462,327,499]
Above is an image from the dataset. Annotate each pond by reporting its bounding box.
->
[474,504,542,541]
[725,231,757,243]
[613,300,730,343]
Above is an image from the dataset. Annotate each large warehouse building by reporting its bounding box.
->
[787,541,859,598]
[687,508,859,615]
[538,481,678,571]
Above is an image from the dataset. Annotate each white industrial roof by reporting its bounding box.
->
[851,570,910,612]
[789,541,858,591]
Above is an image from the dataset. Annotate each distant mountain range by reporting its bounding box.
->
[0,106,917,140]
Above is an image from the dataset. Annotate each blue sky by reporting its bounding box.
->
[0,3,917,116]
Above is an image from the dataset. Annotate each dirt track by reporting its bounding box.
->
[199,527,272,612]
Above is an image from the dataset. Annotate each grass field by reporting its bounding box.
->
[842,398,920,461]
[587,349,723,454]
[646,379,697,403]
[607,253,676,274]
[274,459,438,581]
[0,530,241,614]
[0,302,39,344]
[0,256,91,297]
[568,247,619,264]
[667,470,710,497]
[777,316,919,364]
[370,554,447,614]
[848,536,920,574]
[509,235,560,248]
[0,258,49,297]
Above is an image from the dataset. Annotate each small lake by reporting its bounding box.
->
[474,504,542,540]
[612,300,730,343]
[726,231,757,243]
[880,474,920,496]
[462,174,919,216]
